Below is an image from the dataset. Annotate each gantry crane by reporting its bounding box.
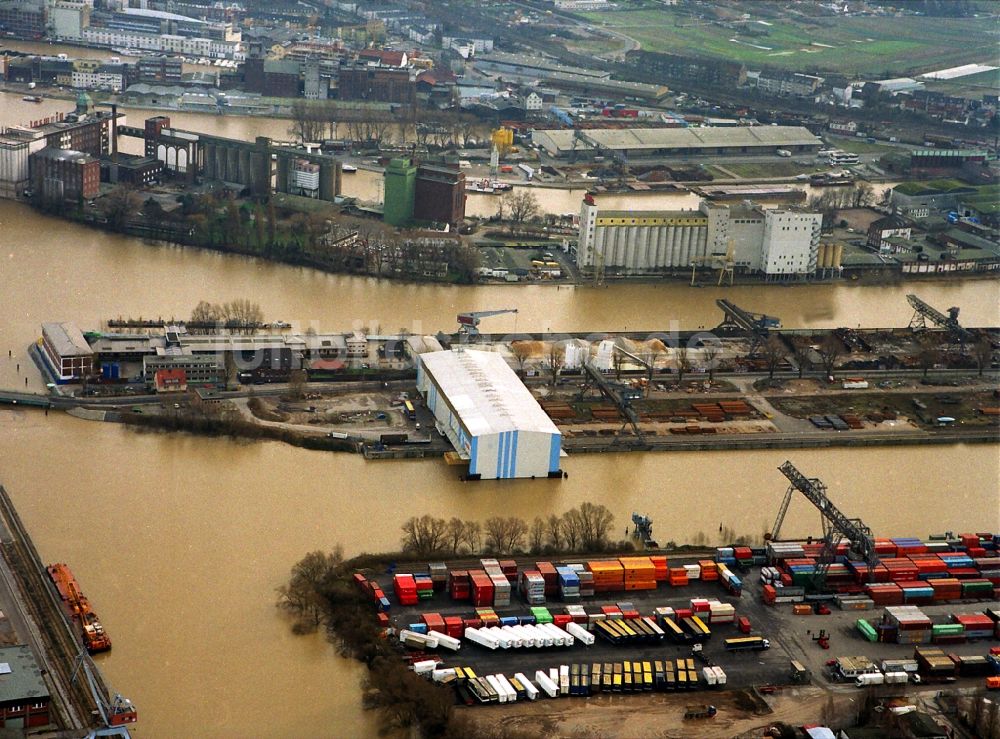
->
[457,309,518,336]
[73,651,137,738]
[577,362,646,444]
[715,299,781,356]
[906,294,974,345]
[770,461,879,592]
[612,341,656,396]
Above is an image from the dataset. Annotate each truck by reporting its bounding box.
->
[684,704,717,719]
[882,659,919,674]
[884,672,909,684]
[724,636,770,652]
[517,163,534,181]
[856,673,886,687]
[776,149,792,157]
[790,659,810,684]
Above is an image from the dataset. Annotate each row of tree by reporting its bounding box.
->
[400,502,619,557]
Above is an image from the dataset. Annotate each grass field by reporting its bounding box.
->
[921,68,1000,97]
[581,7,999,77]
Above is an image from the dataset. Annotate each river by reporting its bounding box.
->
[0,101,998,738]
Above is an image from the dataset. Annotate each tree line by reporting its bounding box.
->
[400,502,620,557]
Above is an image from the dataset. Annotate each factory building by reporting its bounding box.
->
[0,645,51,729]
[417,349,562,480]
[39,322,94,383]
[532,125,821,160]
[29,147,100,203]
[577,196,822,278]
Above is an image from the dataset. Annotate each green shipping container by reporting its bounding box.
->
[857,619,878,642]
[932,624,965,634]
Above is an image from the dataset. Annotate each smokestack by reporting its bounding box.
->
[111,103,119,162]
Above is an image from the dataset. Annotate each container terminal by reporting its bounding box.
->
[348,464,1000,733]
[6,293,997,479]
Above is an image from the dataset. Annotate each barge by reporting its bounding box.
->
[46,563,112,654]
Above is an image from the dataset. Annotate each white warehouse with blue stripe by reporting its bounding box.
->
[416,349,563,480]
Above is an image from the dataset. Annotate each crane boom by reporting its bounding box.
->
[773,461,879,590]
[906,294,973,343]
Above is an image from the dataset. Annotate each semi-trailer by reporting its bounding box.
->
[534,669,559,698]
[856,673,886,687]
[884,672,910,684]
[514,672,539,700]
[566,621,596,645]
[723,636,771,652]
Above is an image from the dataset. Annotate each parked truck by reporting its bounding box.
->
[856,673,886,687]
[684,704,717,719]
[724,636,770,652]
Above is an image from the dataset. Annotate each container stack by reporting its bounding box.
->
[931,623,965,644]
[475,607,499,627]
[443,616,464,639]
[491,572,511,607]
[915,646,956,678]
[536,562,559,597]
[865,583,904,606]
[519,570,546,605]
[428,562,448,592]
[699,561,719,582]
[421,612,446,635]
[557,567,581,601]
[499,560,518,583]
[683,563,702,582]
[564,605,587,624]
[733,547,753,568]
[448,570,470,602]
[707,600,736,624]
[715,547,736,568]
[883,606,932,644]
[393,574,418,606]
[668,567,688,587]
[470,571,495,607]
[952,613,994,639]
[620,557,657,591]
[587,561,625,593]
[765,541,805,565]
[414,574,435,601]
[530,606,553,625]
[577,569,595,598]
[930,578,962,602]
[642,555,664,582]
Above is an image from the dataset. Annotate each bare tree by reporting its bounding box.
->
[545,514,563,551]
[501,190,539,226]
[973,335,993,377]
[700,340,722,382]
[612,347,626,381]
[561,508,584,551]
[916,334,940,378]
[510,342,532,378]
[287,369,307,400]
[102,183,138,231]
[400,515,449,555]
[221,299,264,334]
[484,516,528,554]
[289,100,325,143]
[529,516,546,554]
[546,343,565,386]
[817,334,845,378]
[790,336,813,379]
[674,345,691,385]
[761,335,787,380]
[275,546,343,630]
[462,521,481,555]
[578,502,615,551]
[446,517,466,555]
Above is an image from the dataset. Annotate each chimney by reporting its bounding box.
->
[111,103,119,162]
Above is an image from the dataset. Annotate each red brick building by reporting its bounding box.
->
[337,62,415,105]
[29,147,100,203]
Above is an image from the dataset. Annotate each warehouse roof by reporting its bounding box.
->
[42,322,93,358]
[579,125,821,151]
[0,646,50,703]
[419,349,559,438]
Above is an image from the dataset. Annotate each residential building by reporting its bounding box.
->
[71,63,126,92]
[143,352,224,388]
[0,0,46,39]
[137,55,183,85]
[755,71,823,97]
[40,321,94,382]
[50,1,91,41]
[525,92,543,112]
[29,147,100,203]
[623,50,746,88]
[81,27,242,60]
[0,645,51,729]
[867,215,912,254]
[154,368,187,393]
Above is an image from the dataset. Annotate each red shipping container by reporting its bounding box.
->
[553,614,573,627]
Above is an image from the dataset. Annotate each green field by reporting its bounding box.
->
[581,6,999,77]
[922,68,1000,97]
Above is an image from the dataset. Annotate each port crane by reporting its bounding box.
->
[577,362,647,445]
[73,651,137,738]
[714,299,781,355]
[612,342,656,396]
[769,461,879,592]
[906,294,974,345]
[456,309,518,336]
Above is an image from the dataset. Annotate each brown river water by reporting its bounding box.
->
[0,94,997,737]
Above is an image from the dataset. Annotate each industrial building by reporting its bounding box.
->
[39,322,94,383]
[416,349,562,480]
[0,645,51,730]
[29,147,100,203]
[532,125,821,160]
[577,196,823,278]
[383,158,466,226]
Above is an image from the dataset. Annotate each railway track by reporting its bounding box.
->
[0,485,104,731]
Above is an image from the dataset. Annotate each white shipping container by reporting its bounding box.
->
[534,670,559,698]
[432,668,456,682]
[496,674,518,702]
[427,630,461,651]
[884,671,910,684]
[713,666,727,685]
[464,628,499,650]
[398,629,433,647]
[486,674,507,703]
[412,660,437,675]
[566,621,596,645]
[702,667,717,685]
[514,672,539,700]
[500,625,524,649]
[559,665,570,695]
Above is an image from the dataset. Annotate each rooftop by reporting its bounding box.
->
[31,147,96,165]
[42,322,93,358]
[0,645,50,704]
[419,349,559,438]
